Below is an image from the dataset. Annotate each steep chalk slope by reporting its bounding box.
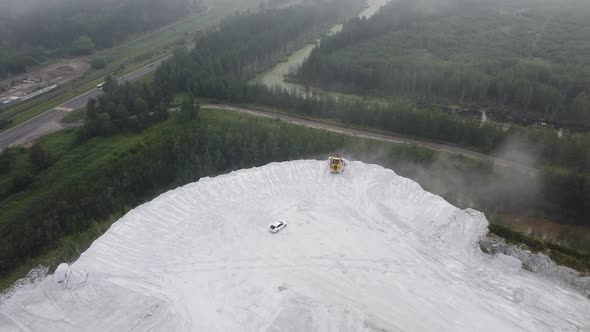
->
[1,161,589,331]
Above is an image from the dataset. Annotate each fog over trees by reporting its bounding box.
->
[0,0,199,77]
[297,0,590,126]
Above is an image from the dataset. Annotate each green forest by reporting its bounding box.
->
[297,0,590,127]
[0,0,202,78]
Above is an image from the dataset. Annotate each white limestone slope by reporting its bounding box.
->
[1,160,588,331]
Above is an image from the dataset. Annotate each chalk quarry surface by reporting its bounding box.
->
[1,160,588,331]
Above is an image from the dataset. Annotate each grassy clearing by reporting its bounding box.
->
[61,109,86,124]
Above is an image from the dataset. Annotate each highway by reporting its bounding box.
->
[0,56,168,150]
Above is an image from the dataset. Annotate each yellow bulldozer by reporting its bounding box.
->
[329,156,346,174]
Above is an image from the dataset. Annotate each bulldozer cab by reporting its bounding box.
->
[329,156,345,174]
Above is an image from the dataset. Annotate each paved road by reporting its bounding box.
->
[0,109,70,149]
[0,56,168,150]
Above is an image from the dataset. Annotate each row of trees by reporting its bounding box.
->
[297,0,590,124]
[251,86,506,152]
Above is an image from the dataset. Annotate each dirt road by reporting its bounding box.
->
[0,97,536,173]
[202,104,538,173]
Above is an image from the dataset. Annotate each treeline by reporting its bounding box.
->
[252,87,505,152]
[0,112,344,278]
[297,0,590,125]
[0,0,196,77]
